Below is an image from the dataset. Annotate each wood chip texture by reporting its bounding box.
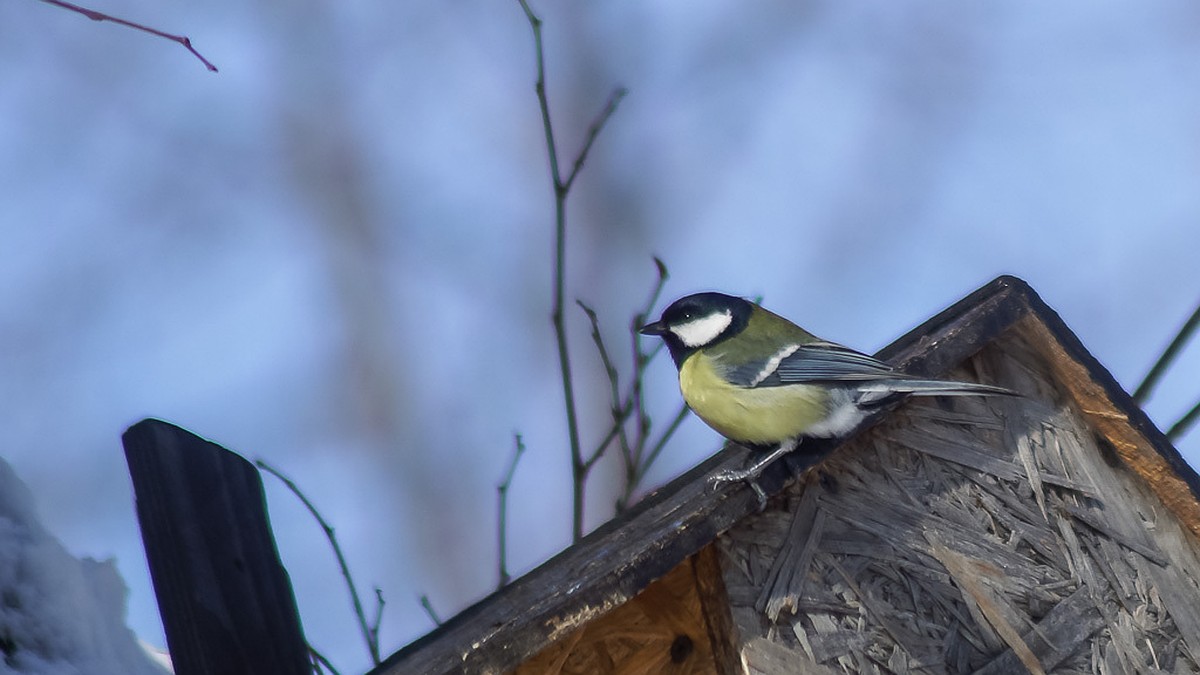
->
[717,332,1200,675]
[515,553,720,675]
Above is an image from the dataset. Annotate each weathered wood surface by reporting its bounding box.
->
[718,324,1200,673]
[124,419,311,675]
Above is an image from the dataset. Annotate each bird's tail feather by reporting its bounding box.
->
[860,379,1017,398]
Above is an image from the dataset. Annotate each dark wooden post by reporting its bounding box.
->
[123,418,311,675]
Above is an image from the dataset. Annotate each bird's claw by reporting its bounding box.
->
[710,469,769,511]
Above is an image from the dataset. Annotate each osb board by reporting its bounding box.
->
[514,547,731,675]
[718,334,1200,674]
[1012,316,1200,542]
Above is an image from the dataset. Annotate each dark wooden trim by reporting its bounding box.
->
[124,419,311,675]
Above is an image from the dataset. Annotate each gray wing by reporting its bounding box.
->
[723,341,895,388]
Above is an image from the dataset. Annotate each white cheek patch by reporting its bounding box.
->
[670,310,733,347]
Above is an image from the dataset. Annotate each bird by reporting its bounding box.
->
[639,291,1016,505]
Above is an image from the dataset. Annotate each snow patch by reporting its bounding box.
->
[0,457,171,675]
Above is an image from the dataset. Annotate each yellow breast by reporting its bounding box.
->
[678,351,828,444]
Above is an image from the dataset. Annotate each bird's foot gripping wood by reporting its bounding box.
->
[709,438,800,511]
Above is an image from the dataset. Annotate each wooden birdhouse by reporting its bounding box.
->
[371,276,1200,674]
[131,275,1200,675]
[372,276,1200,674]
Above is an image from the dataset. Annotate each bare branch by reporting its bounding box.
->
[627,257,671,471]
[369,588,385,661]
[257,460,381,665]
[563,87,628,193]
[308,646,341,675]
[418,594,442,626]
[516,0,626,541]
[1134,298,1200,403]
[1167,399,1200,442]
[497,434,526,588]
[634,404,690,488]
[38,0,218,72]
[578,299,634,467]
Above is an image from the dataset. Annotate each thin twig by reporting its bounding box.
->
[633,257,670,335]
[517,0,584,543]
[579,258,671,476]
[1167,399,1200,441]
[369,588,384,660]
[636,404,691,485]
[418,594,442,626]
[571,258,680,512]
[578,300,634,468]
[627,257,671,473]
[563,87,628,193]
[256,460,381,665]
[309,646,341,675]
[37,0,217,71]
[583,416,627,471]
[1134,299,1200,403]
[617,403,690,512]
[571,259,684,513]
[497,433,526,588]
[516,0,625,542]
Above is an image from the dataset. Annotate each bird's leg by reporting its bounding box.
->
[710,437,800,510]
[712,437,800,484]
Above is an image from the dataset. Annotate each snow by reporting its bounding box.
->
[0,458,170,675]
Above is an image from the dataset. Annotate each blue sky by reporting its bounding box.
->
[3,1,1199,672]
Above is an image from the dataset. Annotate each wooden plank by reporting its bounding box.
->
[123,419,311,675]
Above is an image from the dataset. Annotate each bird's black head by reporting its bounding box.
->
[639,292,753,367]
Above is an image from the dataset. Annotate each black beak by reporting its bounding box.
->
[639,320,668,336]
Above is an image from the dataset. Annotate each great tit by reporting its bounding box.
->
[639,292,1015,502]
